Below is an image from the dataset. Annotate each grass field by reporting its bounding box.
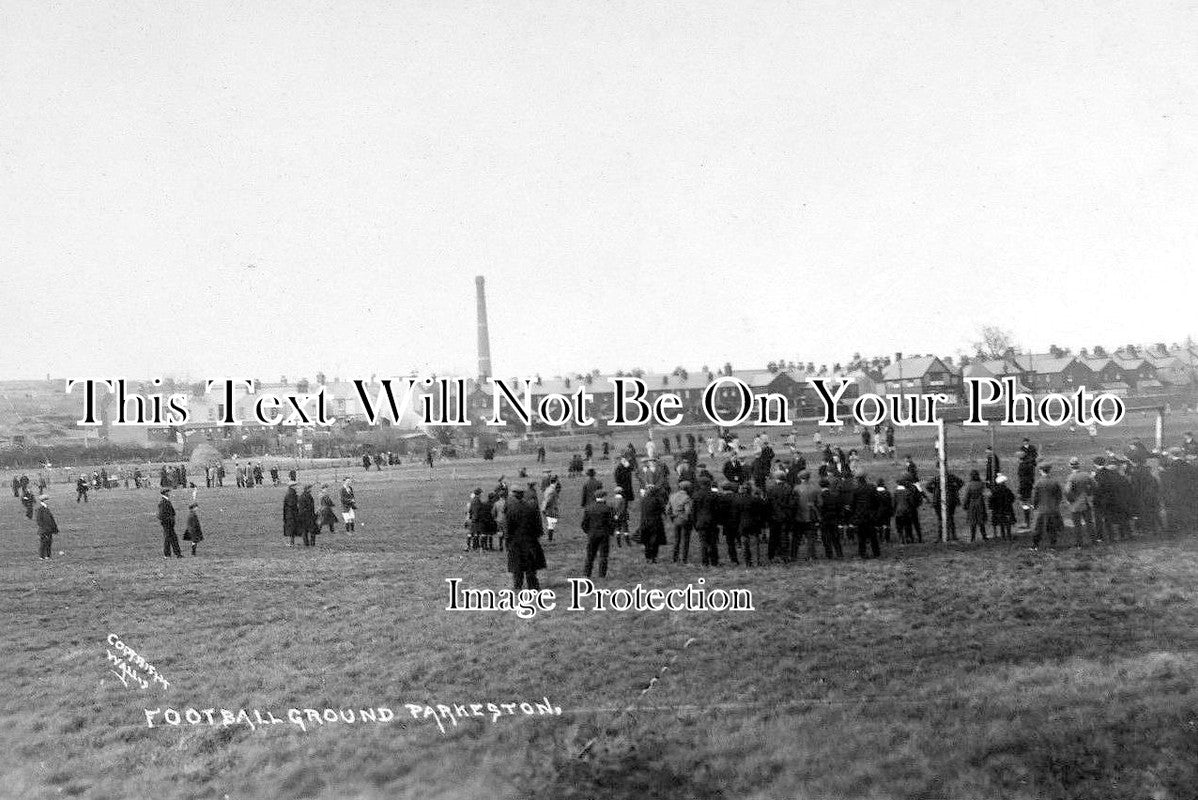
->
[2,447,1198,800]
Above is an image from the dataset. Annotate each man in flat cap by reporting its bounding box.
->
[35,493,58,560]
[581,488,616,578]
[158,488,182,559]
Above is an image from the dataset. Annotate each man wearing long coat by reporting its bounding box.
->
[283,481,299,544]
[158,489,182,559]
[505,488,546,590]
[35,494,58,559]
[297,485,318,547]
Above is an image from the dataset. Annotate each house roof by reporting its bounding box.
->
[881,356,943,382]
[1013,355,1079,375]
[961,362,995,378]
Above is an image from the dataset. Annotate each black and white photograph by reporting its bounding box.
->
[3,2,1198,798]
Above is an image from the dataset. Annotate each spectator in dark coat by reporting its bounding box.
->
[963,470,988,541]
[988,475,1016,540]
[580,469,602,509]
[283,481,299,543]
[158,489,182,559]
[1127,463,1160,534]
[506,488,546,589]
[317,485,339,542]
[613,458,635,501]
[1016,452,1037,528]
[873,478,894,544]
[722,456,747,486]
[297,485,317,547]
[1031,464,1064,549]
[818,479,843,558]
[1160,450,1197,533]
[182,502,204,556]
[639,485,668,563]
[1093,457,1130,541]
[765,478,794,562]
[20,486,37,519]
[893,477,921,544]
[850,475,880,558]
[35,494,58,559]
[581,490,616,578]
[692,481,720,566]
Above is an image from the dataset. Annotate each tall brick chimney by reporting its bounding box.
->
[475,276,492,379]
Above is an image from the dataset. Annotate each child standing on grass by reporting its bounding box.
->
[989,475,1016,540]
[318,485,339,539]
[182,502,204,556]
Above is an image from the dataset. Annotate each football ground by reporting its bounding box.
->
[2,432,1197,800]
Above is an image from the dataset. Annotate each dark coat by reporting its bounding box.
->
[850,482,875,526]
[35,505,58,536]
[638,489,668,544]
[732,492,757,535]
[766,482,794,523]
[506,498,547,574]
[183,510,204,542]
[963,479,987,526]
[580,477,602,508]
[893,481,921,520]
[989,483,1016,524]
[873,486,894,525]
[581,500,616,539]
[297,489,317,536]
[613,463,635,498]
[318,493,338,527]
[157,497,176,529]
[283,487,299,537]
[691,486,718,529]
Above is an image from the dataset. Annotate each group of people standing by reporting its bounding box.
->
[464,479,550,589]
[281,477,358,547]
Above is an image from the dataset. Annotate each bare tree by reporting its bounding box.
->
[973,325,1016,360]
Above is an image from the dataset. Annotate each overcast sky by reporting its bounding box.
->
[2,1,1195,382]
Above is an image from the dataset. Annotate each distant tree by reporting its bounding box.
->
[805,362,815,373]
[1079,348,1089,359]
[766,361,778,373]
[296,378,310,394]
[1048,344,1064,359]
[316,372,326,385]
[974,325,1016,359]
[1093,345,1108,358]
[631,368,645,378]
[722,362,733,376]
